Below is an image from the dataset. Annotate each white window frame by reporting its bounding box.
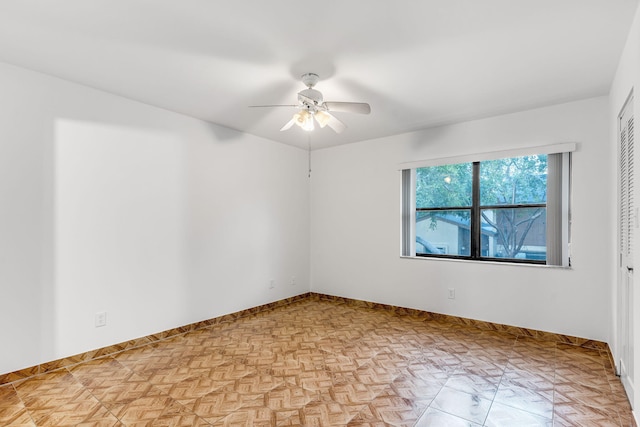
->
[400,143,574,267]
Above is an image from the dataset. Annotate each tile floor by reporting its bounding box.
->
[0,298,635,426]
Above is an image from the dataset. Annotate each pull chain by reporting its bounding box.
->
[307,134,311,178]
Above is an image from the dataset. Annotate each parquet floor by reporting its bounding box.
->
[0,298,634,426]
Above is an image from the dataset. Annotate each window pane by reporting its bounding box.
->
[480,155,547,206]
[480,207,546,260]
[416,163,473,208]
[416,210,471,256]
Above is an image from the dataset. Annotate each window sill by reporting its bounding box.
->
[399,255,571,269]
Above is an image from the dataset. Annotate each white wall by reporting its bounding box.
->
[310,97,611,342]
[610,2,640,414]
[0,61,310,375]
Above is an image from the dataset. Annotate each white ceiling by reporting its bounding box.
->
[0,0,637,149]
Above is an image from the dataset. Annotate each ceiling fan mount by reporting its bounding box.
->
[301,72,320,88]
[250,72,371,134]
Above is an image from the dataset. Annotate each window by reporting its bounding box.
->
[401,145,572,266]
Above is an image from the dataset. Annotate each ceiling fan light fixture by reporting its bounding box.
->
[314,110,330,128]
[294,110,314,131]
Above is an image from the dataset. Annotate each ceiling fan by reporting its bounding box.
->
[251,73,371,133]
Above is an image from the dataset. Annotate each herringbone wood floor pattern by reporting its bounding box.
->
[0,299,634,426]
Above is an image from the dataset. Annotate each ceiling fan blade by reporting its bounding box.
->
[325,113,346,134]
[280,117,296,131]
[324,102,371,114]
[249,104,298,108]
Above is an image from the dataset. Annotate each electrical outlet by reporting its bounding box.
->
[269,279,275,289]
[95,311,107,327]
[290,276,296,286]
[448,289,455,299]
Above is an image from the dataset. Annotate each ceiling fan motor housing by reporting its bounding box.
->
[298,88,323,108]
